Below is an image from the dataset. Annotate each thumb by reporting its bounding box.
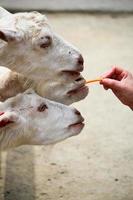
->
[101,78,122,91]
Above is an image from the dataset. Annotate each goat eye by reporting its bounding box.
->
[37,103,48,112]
[40,35,52,48]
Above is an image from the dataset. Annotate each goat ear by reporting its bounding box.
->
[0,7,12,19]
[0,29,23,43]
[0,111,18,128]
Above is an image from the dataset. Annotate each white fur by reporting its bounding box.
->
[0,66,84,150]
[0,90,84,150]
[0,7,88,105]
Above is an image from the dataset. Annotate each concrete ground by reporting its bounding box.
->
[0,13,133,200]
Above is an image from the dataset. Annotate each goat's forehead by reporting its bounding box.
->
[14,12,50,35]
[17,92,45,104]
[3,93,35,109]
[16,11,47,21]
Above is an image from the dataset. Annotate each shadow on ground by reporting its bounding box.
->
[3,147,36,200]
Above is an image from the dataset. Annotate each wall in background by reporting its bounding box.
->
[0,0,133,12]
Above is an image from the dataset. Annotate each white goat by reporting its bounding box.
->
[0,7,88,105]
[0,66,84,150]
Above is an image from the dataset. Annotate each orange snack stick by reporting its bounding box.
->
[86,78,103,84]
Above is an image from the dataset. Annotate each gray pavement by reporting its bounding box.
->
[0,0,133,12]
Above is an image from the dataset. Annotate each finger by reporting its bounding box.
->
[112,65,125,75]
[100,81,109,90]
[101,68,115,79]
[100,78,123,91]
[104,85,109,90]
[101,66,124,79]
[99,79,109,90]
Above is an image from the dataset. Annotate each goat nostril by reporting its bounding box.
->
[75,109,81,116]
[77,55,84,66]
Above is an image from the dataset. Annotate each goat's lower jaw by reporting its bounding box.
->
[69,122,84,128]
[68,122,85,136]
[67,85,88,96]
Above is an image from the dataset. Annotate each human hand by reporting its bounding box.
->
[100,66,133,110]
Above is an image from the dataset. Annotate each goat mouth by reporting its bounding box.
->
[69,119,85,130]
[67,85,88,96]
[61,70,86,83]
[62,70,80,77]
